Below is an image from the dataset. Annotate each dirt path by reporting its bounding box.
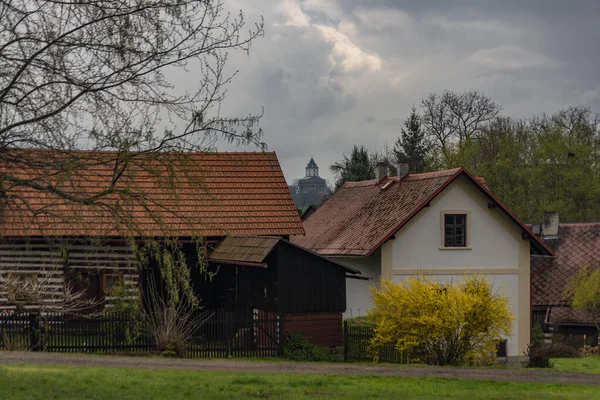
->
[1,351,599,386]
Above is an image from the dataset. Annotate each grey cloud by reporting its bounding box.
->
[210,0,600,184]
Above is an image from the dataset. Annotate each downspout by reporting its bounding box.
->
[544,306,552,326]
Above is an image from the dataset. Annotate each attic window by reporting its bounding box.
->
[444,214,467,247]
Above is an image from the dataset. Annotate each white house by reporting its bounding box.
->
[292,163,554,359]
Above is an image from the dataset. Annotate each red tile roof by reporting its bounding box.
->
[292,168,552,256]
[547,307,599,326]
[532,223,600,307]
[0,150,304,237]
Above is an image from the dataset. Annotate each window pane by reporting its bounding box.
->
[444,213,467,247]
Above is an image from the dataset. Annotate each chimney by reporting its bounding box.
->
[542,211,559,238]
[396,162,409,179]
[375,162,387,181]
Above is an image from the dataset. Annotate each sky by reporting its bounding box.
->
[210,0,600,184]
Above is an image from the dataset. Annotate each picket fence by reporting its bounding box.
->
[0,309,282,358]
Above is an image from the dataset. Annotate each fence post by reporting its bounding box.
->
[277,313,285,357]
[343,321,349,362]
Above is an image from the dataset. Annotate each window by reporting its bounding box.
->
[102,273,123,294]
[444,214,467,247]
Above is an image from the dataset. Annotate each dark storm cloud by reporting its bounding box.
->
[213,0,600,184]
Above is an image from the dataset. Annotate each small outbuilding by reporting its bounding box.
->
[201,236,359,348]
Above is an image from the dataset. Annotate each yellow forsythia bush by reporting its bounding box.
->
[368,274,513,366]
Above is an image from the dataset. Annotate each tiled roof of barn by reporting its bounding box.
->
[532,223,600,307]
[208,236,280,264]
[0,150,304,238]
[292,168,552,257]
[207,235,359,273]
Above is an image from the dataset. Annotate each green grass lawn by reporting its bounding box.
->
[553,356,600,374]
[1,364,599,400]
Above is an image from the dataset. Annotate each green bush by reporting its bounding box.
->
[282,333,330,362]
[532,323,545,348]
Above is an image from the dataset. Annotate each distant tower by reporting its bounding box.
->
[292,157,329,208]
[306,157,319,177]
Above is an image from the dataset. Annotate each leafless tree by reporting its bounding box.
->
[0,0,265,233]
[1,267,103,315]
[421,90,502,154]
[445,91,502,142]
[421,92,455,153]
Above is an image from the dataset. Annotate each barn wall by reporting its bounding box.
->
[0,242,65,311]
[282,312,342,347]
[193,247,279,312]
[0,240,138,313]
[277,242,346,314]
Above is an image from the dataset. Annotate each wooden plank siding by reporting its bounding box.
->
[276,241,346,314]
[282,312,343,347]
[0,241,138,312]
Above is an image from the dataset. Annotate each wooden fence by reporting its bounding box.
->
[0,309,282,358]
[343,322,409,364]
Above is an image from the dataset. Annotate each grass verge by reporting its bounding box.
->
[553,357,600,374]
[1,363,599,400]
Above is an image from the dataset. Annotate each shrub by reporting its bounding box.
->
[546,342,579,358]
[525,344,553,368]
[282,333,330,362]
[368,274,513,366]
[532,323,545,348]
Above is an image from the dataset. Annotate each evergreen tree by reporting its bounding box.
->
[393,107,427,173]
[330,145,375,190]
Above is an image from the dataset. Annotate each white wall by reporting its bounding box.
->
[335,251,381,319]
[390,177,520,271]
[392,273,520,357]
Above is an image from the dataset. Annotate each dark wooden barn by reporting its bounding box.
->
[196,236,358,348]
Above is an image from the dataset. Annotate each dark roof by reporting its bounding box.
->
[208,235,359,274]
[292,168,553,257]
[208,236,279,265]
[298,176,326,184]
[306,157,318,169]
[0,150,304,237]
[532,223,600,307]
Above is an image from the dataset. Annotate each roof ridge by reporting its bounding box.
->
[341,168,462,188]
[7,148,275,156]
[405,168,461,180]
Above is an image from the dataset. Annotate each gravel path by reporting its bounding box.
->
[1,351,599,386]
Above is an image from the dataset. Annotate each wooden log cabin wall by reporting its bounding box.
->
[0,240,138,313]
